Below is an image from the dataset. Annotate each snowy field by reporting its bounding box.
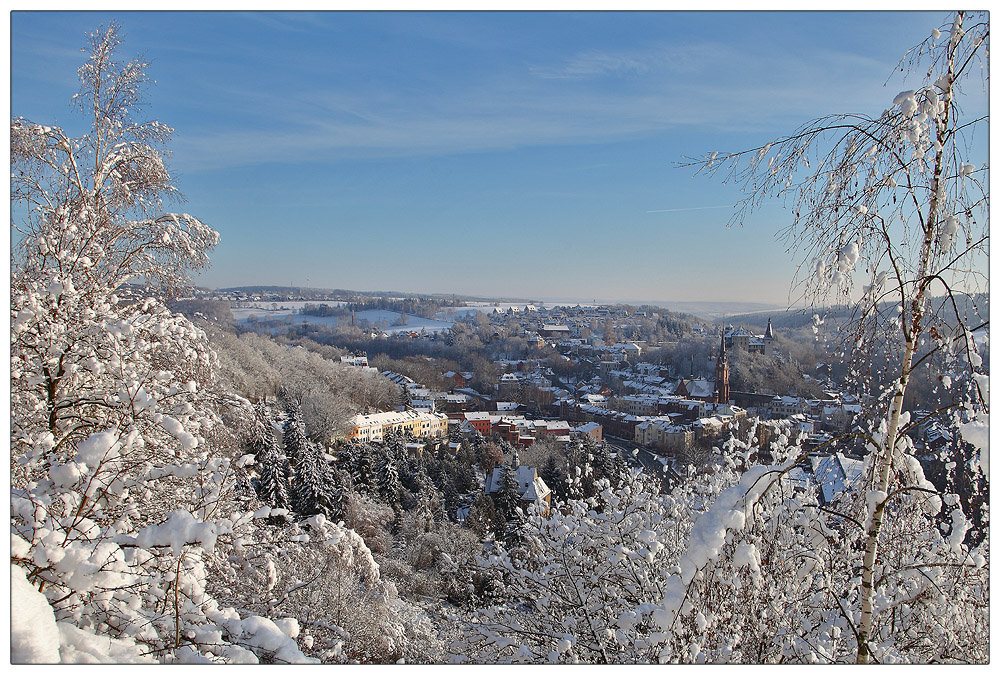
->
[230,301,346,322]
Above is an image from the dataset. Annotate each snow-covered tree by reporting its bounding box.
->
[292,440,341,520]
[246,401,291,511]
[678,13,988,663]
[456,469,693,663]
[375,446,404,508]
[492,462,524,528]
[280,396,309,469]
[10,26,312,664]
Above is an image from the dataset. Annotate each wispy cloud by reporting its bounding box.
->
[646,205,734,214]
[236,12,330,33]
[168,34,947,173]
[528,43,710,80]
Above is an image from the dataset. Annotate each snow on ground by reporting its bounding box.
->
[230,301,346,322]
[11,564,61,663]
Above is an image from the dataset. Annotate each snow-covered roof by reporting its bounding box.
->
[485,465,551,504]
[810,453,865,504]
[685,379,715,399]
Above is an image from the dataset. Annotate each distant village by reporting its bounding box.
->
[189,288,962,517]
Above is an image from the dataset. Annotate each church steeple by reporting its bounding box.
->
[763,317,775,356]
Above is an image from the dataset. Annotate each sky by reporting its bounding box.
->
[8,9,976,306]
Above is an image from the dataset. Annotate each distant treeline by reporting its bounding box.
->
[300,303,349,317]
[724,293,988,332]
[344,296,464,317]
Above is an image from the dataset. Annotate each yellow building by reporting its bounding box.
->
[344,410,449,444]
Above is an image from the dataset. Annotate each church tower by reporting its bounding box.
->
[714,331,730,404]
[763,317,775,356]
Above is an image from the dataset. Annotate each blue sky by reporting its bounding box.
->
[10,10,963,305]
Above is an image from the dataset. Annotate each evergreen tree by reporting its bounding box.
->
[341,440,375,496]
[442,475,462,523]
[464,492,497,540]
[256,438,291,511]
[376,447,403,507]
[493,462,524,525]
[281,397,309,469]
[247,399,291,510]
[592,441,624,488]
[452,459,478,494]
[292,439,341,519]
[540,453,569,504]
[246,399,276,460]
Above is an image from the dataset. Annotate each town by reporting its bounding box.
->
[177,285,972,525]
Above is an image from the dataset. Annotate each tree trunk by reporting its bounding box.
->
[855,334,915,663]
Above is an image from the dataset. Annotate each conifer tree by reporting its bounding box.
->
[256,437,292,511]
[540,453,569,504]
[341,440,375,496]
[465,492,497,540]
[247,400,291,510]
[281,397,309,469]
[292,439,341,519]
[376,446,403,507]
[493,462,524,525]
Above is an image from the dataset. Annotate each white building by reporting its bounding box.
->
[485,464,552,514]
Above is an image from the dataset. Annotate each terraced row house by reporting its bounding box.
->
[344,409,449,444]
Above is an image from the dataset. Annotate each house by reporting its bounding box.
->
[497,372,522,399]
[635,418,694,456]
[462,411,493,435]
[571,421,603,443]
[676,378,716,402]
[341,354,370,367]
[441,393,476,413]
[443,370,468,388]
[613,343,643,361]
[810,453,865,504]
[770,395,810,418]
[540,324,571,338]
[485,464,551,515]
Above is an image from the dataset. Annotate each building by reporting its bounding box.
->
[676,378,716,402]
[770,395,810,418]
[485,464,552,515]
[462,411,494,435]
[635,418,694,456]
[571,421,603,443]
[344,410,449,443]
[724,319,776,356]
[810,453,865,504]
[539,324,571,339]
[497,372,523,399]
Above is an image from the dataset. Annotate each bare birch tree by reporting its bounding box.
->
[681,12,988,663]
